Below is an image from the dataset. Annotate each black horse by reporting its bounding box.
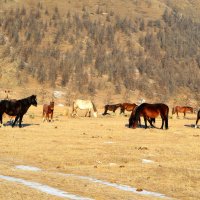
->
[0,95,37,128]
[102,103,122,115]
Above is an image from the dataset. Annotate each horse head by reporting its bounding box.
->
[31,95,37,107]
[129,112,138,128]
[50,101,54,110]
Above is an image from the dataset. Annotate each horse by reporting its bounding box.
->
[102,103,122,115]
[172,106,193,118]
[120,103,137,114]
[71,99,97,117]
[129,106,155,128]
[0,95,37,128]
[43,101,54,122]
[195,109,200,128]
[129,103,169,129]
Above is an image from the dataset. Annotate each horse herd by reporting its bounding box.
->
[0,95,199,129]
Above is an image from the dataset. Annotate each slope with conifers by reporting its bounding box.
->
[0,0,200,105]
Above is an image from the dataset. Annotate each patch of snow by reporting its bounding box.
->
[142,159,155,164]
[59,173,170,199]
[0,175,93,200]
[103,141,115,144]
[53,91,66,98]
[15,165,41,172]
[57,103,65,107]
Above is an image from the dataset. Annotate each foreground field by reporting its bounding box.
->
[0,106,199,200]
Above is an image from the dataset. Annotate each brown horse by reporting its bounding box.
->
[172,106,193,118]
[129,106,155,128]
[195,109,200,128]
[129,103,169,129]
[43,101,54,122]
[102,103,122,115]
[120,103,137,114]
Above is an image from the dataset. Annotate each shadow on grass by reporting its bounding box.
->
[125,124,157,129]
[4,122,40,128]
[184,124,199,128]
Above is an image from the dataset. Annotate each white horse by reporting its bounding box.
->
[71,99,97,117]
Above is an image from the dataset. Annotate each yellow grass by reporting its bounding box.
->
[0,105,199,199]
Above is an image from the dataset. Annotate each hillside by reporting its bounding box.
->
[0,0,200,106]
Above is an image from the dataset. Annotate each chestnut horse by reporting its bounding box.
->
[195,109,200,128]
[43,101,54,122]
[129,106,155,128]
[129,103,169,129]
[172,106,193,118]
[120,103,137,114]
[102,103,122,115]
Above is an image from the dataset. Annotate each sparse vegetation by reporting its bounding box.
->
[0,1,199,102]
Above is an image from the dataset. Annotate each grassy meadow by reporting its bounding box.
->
[0,105,199,200]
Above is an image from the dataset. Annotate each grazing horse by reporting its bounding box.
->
[0,95,37,128]
[129,103,169,129]
[102,103,122,115]
[195,109,200,128]
[120,103,137,114]
[43,101,54,122]
[172,106,193,118]
[71,99,97,117]
[129,106,155,128]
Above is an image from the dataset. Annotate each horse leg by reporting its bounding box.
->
[165,117,168,129]
[47,113,51,122]
[51,112,53,122]
[0,113,3,127]
[160,117,164,129]
[102,107,107,115]
[195,118,199,128]
[12,115,19,128]
[148,118,156,128]
[88,109,91,117]
[18,115,23,128]
[184,112,186,118]
[138,117,141,127]
[113,108,117,113]
[120,107,125,114]
[72,108,78,117]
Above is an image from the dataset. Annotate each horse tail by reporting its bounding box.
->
[91,101,97,112]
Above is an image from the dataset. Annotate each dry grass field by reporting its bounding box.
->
[0,105,199,200]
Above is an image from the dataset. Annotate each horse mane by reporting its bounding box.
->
[134,104,144,121]
[91,101,97,112]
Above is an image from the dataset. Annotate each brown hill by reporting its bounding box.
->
[0,0,200,107]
